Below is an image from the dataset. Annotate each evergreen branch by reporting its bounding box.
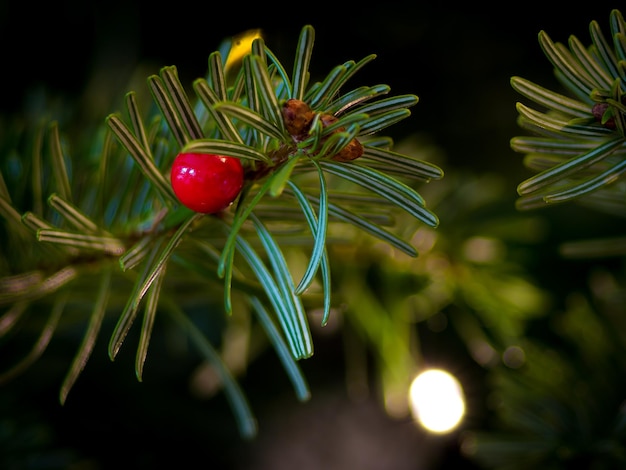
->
[247,55,287,135]
[242,55,260,116]
[514,192,554,211]
[517,136,625,195]
[303,191,396,225]
[242,61,264,148]
[510,77,591,117]
[109,211,200,364]
[319,160,439,228]
[300,192,418,257]
[228,68,247,103]
[617,34,626,67]
[510,137,605,156]
[148,73,189,146]
[250,213,313,359]
[269,155,300,197]
[287,178,332,325]
[289,164,328,296]
[182,139,272,163]
[126,92,151,152]
[222,249,237,315]
[291,25,315,101]
[610,79,626,133]
[217,173,277,278]
[307,55,378,110]
[135,263,166,381]
[214,102,286,141]
[512,9,626,210]
[325,189,400,207]
[47,193,101,233]
[543,157,626,203]
[208,51,228,100]
[250,36,267,65]
[0,23,446,435]
[553,69,595,103]
[160,66,204,140]
[165,301,257,439]
[182,239,266,297]
[337,54,378,91]
[268,65,291,103]
[610,10,626,61]
[522,153,615,176]
[318,112,369,135]
[567,34,614,89]
[235,233,306,359]
[60,268,111,404]
[361,146,444,181]
[49,122,72,202]
[354,94,418,117]
[275,63,292,98]
[193,79,244,143]
[358,108,412,136]
[306,117,336,157]
[515,115,574,140]
[134,213,202,309]
[37,229,125,255]
[193,54,217,128]
[106,114,177,202]
[515,102,611,138]
[248,296,310,401]
[328,84,391,116]
[247,200,309,221]
[264,47,292,99]
[21,212,78,257]
[119,235,156,271]
[108,239,164,361]
[307,63,351,110]
[539,31,597,98]
[589,19,620,78]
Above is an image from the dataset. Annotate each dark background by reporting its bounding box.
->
[1,2,609,176]
[1,2,623,469]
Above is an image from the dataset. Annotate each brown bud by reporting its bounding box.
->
[282,98,316,138]
[332,138,364,162]
[592,102,615,129]
[319,113,341,129]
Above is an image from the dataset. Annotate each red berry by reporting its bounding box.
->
[170,152,244,214]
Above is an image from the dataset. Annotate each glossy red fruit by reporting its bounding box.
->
[170,152,244,214]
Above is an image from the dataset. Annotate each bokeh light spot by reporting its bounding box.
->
[409,369,466,434]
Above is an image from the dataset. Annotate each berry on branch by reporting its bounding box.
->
[170,152,244,214]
